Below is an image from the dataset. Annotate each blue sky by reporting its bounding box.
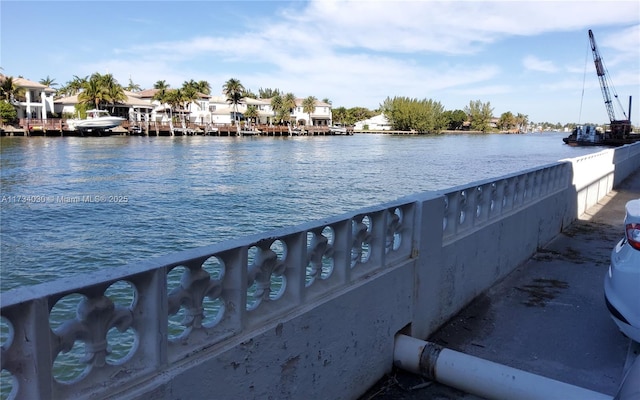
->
[1,0,639,125]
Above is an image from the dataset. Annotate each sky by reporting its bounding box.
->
[1,0,639,125]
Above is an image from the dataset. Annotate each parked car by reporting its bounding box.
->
[604,198,640,343]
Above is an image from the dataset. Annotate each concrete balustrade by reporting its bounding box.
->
[1,142,639,400]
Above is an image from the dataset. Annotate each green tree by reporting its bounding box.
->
[332,106,347,125]
[154,80,170,90]
[39,75,58,88]
[99,73,126,112]
[346,107,374,125]
[195,80,211,95]
[270,93,283,124]
[58,75,88,97]
[443,109,467,130]
[0,76,25,102]
[282,92,296,125]
[301,96,317,126]
[222,78,245,126]
[152,80,170,104]
[259,87,280,98]
[381,96,445,133]
[498,111,516,131]
[125,78,141,92]
[165,89,184,110]
[78,76,107,109]
[181,81,200,111]
[0,100,17,124]
[244,105,259,127]
[271,92,296,125]
[243,88,257,99]
[515,113,529,133]
[464,100,494,133]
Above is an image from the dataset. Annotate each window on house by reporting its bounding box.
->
[209,105,216,112]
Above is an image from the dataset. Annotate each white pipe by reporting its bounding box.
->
[393,334,612,400]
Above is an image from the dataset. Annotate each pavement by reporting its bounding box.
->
[360,167,640,400]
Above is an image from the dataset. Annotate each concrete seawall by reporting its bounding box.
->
[1,143,639,399]
[363,166,640,399]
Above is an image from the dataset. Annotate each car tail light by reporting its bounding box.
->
[626,223,640,250]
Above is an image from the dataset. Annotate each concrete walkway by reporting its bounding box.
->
[361,167,640,399]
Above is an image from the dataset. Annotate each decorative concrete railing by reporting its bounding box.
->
[1,142,639,400]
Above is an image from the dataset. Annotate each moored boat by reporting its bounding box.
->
[566,30,637,147]
[66,109,125,132]
[239,127,261,136]
[330,124,348,135]
[563,124,640,147]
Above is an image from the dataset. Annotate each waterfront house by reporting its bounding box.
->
[137,90,239,126]
[0,74,56,120]
[354,113,392,131]
[244,97,277,125]
[54,91,154,121]
[192,95,332,127]
[293,98,332,126]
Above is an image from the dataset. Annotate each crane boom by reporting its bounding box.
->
[588,29,632,138]
[588,29,616,122]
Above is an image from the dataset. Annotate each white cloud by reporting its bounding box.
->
[8,0,636,123]
[523,55,559,73]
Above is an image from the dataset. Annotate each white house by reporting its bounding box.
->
[292,98,332,126]
[354,113,392,131]
[137,91,244,126]
[1,75,56,120]
[182,95,332,127]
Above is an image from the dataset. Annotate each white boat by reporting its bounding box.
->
[67,109,125,131]
[330,124,348,135]
[239,127,261,136]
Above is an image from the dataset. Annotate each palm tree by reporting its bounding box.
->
[302,96,317,126]
[152,80,170,104]
[282,92,296,125]
[165,89,184,111]
[195,80,211,96]
[70,75,88,95]
[99,73,126,113]
[243,88,257,99]
[515,113,529,133]
[0,75,25,102]
[244,105,259,128]
[270,93,283,125]
[222,78,245,127]
[259,88,280,99]
[332,107,347,125]
[78,77,107,110]
[180,82,199,117]
[154,80,170,91]
[125,78,141,92]
[39,75,58,88]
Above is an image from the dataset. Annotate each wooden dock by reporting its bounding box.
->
[1,119,354,137]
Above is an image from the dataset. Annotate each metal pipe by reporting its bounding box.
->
[393,334,612,400]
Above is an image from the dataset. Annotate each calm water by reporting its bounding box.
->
[0,132,600,292]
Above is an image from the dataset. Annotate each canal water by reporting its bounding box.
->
[0,132,599,292]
